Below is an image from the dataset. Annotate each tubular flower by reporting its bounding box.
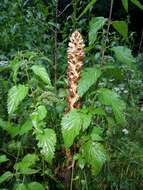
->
[67,31,85,111]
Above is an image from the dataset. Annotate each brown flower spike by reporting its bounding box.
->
[67,31,85,111]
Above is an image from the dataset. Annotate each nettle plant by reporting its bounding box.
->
[0,16,137,189]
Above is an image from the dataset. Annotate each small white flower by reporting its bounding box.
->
[122,128,129,135]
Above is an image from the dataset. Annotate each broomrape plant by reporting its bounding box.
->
[0,28,128,189]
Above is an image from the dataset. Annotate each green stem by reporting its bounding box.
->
[70,160,75,190]
[101,0,114,64]
[72,0,77,29]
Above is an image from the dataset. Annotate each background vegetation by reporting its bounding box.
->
[0,0,143,189]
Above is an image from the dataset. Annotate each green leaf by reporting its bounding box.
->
[13,182,44,190]
[112,46,135,65]
[81,111,92,131]
[61,109,82,148]
[78,0,98,19]
[28,182,44,190]
[13,184,27,190]
[31,105,47,133]
[7,85,28,115]
[61,109,92,148]
[89,17,107,45]
[36,105,47,121]
[80,141,106,175]
[112,21,128,39]
[19,119,33,136]
[9,58,21,83]
[130,0,143,10]
[31,65,51,85]
[14,154,39,175]
[98,88,126,124]
[0,171,13,184]
[102,64,124,80]
[0,155,9,164]
[90,127,103,141]
[0,119,20,137]
[78,67,101,97]
[36,128,56,163]
[92,108,106,116]
[0,118,7,129]
[121,0,128,12]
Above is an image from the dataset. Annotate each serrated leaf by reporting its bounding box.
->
[31,105,47,133]
[14,154,39,175]
[130,0,143,10]
[0,155,9,164]
[98,88,126,124]
[78,67,101,97]
[121,0,128,12]
[78,0,98,19]
[112,46,135,65]
[61,109,82,148]
[89,17,107,45]
[0,171,13,184]
[36,128,56,163]
[112,21,128,39]
[8,85,28,115]
[31,65,51,85]
[61,109,92,148]
[80,141,106,175]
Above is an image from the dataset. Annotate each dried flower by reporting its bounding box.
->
[66,31,85,112]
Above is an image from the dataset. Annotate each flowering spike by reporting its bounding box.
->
[66,31,85,112]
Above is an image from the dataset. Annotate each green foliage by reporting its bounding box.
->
[112,21,128,39]
[31,65,51,86]
[0,155,9,164]
[98,88,126,124]
[80,141,107,175]
[61,109,92,148]
[121,0,128,12]
[78,0,98,19]
[0,171,13,184]
[36,128,57,163]
[13,182,44,190]
[112,46,135,65]
[130,0,143,10]
[89,17,107,45]
[14,154,39,175]
[78,67,101,96]
[7,85,28,115]
[0,0,143,189]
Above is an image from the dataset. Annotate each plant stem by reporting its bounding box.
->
[107,0,114,36]
[101,0,114,64]
[53,0,58,89]
[70,160,75,190]
[72,0,77,30]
